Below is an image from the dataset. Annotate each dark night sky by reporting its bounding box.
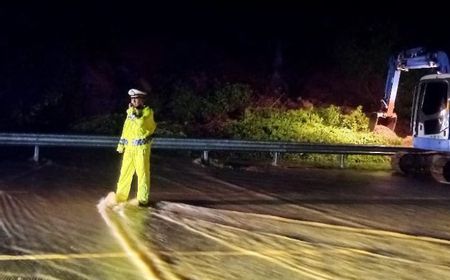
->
[2,2,450,83]
[1,1,450,131]
[2,2,449,69]
[4,2,447,51]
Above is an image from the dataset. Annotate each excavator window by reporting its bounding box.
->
[421,82,448,115]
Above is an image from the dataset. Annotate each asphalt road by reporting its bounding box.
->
[1,149,450,279]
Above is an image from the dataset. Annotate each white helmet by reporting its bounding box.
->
[128,88,147,98]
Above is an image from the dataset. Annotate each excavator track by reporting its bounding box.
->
[430,154,450,184]
[391,152,433,176]
[392,152,450,184]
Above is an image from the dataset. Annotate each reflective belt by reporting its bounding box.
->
[119,137,152,146]
[132,137,153,146]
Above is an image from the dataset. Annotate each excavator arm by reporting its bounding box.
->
[370,47,449,131]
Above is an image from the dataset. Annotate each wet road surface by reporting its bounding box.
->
[2,149,450,279]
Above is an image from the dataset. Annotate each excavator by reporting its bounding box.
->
[372,47,450,183]
[370,47,450,131]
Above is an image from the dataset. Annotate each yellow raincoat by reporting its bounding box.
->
[116,106,156,204]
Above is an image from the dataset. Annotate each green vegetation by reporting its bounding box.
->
[228,105,400,145]
[71,113,124,135]
[71,83,403,170]
[168,83,252,136]
[225,105,401,170]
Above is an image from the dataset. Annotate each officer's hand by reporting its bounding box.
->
[117,146,124,154]
[126,107,135,116]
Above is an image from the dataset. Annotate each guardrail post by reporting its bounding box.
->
[201,150,209,165]
[33,145,40,163]
[272,152,279,166]
[339,154,347,169]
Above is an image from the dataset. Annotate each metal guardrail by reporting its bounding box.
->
[0,133,418,167]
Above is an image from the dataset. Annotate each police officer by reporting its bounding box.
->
[116,89,156,207]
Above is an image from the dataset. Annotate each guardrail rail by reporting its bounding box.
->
[0,133,419,168]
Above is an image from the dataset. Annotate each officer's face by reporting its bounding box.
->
[131,97,145,108]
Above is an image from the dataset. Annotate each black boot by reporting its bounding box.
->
[138,201,148,207]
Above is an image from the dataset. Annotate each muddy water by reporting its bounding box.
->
[0,159,143,279]
[2,152,450,279]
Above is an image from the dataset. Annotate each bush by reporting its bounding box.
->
[316,105,369,132]
[70,113,124,135]
[229,106,400,143]
[202,83,252,120]
[171,82,253,136]
[170,85,203,123]
[153,121,186,137]
[226,105,402,169]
